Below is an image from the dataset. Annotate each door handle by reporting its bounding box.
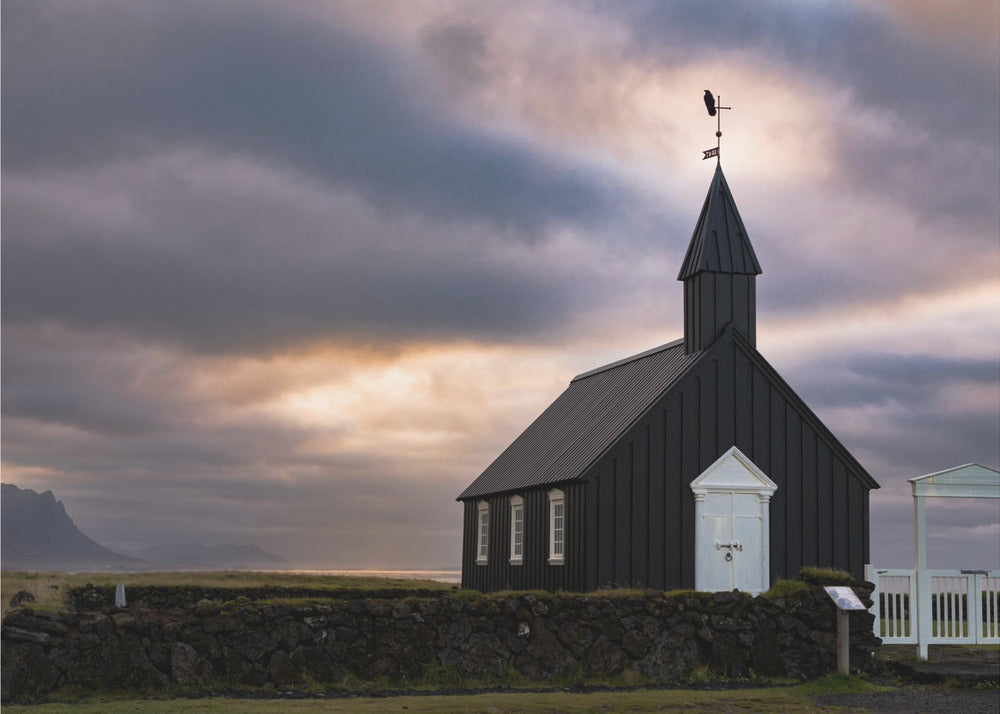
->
[715,542,744,551]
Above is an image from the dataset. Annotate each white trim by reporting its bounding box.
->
[509,495,524,565]
[476,500,489,565]
[909,463,1000,499]
[689,446,778,495]
[548,489,565,565]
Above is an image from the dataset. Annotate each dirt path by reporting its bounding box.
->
[818,685,999,713]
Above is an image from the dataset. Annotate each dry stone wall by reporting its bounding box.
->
[2,583,879,703]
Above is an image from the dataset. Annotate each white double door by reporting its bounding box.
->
[700,491,764,593]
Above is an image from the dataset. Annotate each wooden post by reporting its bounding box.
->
[837,610,850,674]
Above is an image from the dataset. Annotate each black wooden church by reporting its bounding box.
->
[458,165,879,593]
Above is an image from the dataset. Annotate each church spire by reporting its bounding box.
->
[678,166,762,354]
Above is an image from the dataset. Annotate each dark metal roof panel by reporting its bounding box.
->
[458,338,698,500]
[678,166,762,280]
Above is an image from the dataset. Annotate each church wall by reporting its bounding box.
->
[460,482,587,592]
[584,335,871,591]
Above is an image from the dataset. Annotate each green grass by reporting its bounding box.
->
[762,579,809,599]
[1,675,888,713]
[1,570,451,617]
[798,567,854,585]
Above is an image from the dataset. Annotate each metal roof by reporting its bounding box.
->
[677,166,762,280]
[458,338,699,500]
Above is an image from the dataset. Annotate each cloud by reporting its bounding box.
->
[2,0,997,571]
[2,0,622,230]
[1,150,625,353]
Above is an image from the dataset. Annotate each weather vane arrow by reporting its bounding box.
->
[702,90,731,166]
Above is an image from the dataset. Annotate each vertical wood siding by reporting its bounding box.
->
[684,274,756,353]
[584,337,871,590]
[461,482,587,592]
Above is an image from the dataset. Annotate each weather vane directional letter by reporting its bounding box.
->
[702,90,731,166]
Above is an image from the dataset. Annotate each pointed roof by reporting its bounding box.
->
[677,166,762,280]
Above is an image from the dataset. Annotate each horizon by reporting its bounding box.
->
[2,1,998,573]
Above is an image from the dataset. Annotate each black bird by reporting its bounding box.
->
[704,90,717,116]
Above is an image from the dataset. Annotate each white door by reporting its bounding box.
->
[691,447,777,595]
[732,493,763,591]
[702,493,735,591]
[699,492,765,592]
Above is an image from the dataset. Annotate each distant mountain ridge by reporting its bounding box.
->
[2,483,286,571]
[122,543,286,569]
[1,483,147,571]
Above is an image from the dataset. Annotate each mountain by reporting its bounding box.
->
[125,543,286,569]
[2,483,288,571]
[1,483,148,571]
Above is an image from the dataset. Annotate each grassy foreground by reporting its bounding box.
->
[2,675,883,713]
[1,570,451,616]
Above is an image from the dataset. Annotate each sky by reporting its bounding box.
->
[2,0,998,571]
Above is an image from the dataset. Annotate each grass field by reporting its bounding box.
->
[1,570,451,616]
[1,674,885,713]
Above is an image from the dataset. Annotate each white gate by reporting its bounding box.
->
[867,565,1000,646]
[866,566,917,644]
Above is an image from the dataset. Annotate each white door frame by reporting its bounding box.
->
[690,446,777,595]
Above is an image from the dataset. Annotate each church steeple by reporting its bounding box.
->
[678,166,762,354]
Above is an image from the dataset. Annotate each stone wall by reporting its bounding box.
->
[2,583,879,703]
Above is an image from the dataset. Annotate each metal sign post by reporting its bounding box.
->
[825,586,866,674]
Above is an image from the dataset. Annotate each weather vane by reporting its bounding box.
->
[702,90,731,166]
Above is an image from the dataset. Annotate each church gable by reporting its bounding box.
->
[579,327,876,590]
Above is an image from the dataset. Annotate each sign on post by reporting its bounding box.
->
[825,586,864,675]
[825,586,865,611]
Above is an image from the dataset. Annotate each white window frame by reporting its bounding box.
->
[509,495,524,565]
[476,501,489,565]
[548,488,565,565]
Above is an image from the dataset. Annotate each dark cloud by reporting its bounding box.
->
[2,0,621,229]
[616,0,999,228]
[0,155,605,352]
[781,353,1000,480]
[1,0,656,354]
[790,353,999,410]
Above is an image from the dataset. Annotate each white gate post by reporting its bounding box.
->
[914,493,930,660]
[973,574,984,644]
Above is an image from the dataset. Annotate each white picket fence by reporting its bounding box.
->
[866,565,1000,646]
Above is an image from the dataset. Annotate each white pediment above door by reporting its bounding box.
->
[690,446,777,496]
